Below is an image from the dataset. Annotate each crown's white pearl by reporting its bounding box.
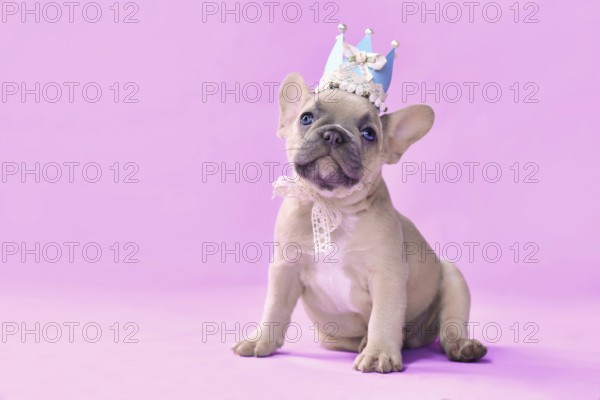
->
[365,28,374,35]
[338,23,347,33]
[391,40,399,48]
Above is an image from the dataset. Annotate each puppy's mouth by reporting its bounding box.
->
[295,156,360,190]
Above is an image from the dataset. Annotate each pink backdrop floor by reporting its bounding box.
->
[1,273,598,399]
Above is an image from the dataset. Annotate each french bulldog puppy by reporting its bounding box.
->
[232,73,487,373]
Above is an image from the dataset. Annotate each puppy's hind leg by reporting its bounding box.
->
[438,261,487,362]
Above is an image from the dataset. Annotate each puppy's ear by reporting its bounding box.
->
[381,105,435,164]
[277,73,312,138]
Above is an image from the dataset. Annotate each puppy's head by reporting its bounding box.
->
[277,73,435,196]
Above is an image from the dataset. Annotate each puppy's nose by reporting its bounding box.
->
[321,130,348,146]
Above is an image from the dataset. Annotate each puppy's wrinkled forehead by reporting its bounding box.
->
[302,89,380,130]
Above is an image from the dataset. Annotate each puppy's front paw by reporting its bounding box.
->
[232,338,280,357]
[353,346,403,373]
[444,338,487,362]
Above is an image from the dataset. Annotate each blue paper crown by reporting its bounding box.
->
[317,24,399,113]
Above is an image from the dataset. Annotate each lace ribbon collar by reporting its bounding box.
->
[272,176,366,253]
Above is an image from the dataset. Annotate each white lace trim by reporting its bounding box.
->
[272,176,366,253]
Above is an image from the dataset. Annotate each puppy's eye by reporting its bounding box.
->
[299,112,315,126]
[361,128,376,142]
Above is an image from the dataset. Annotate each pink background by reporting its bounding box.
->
[0,0,598,398]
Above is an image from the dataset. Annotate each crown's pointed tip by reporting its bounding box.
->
[391,40,400,48]
[365,28,374,35]
[338,23,347,33]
